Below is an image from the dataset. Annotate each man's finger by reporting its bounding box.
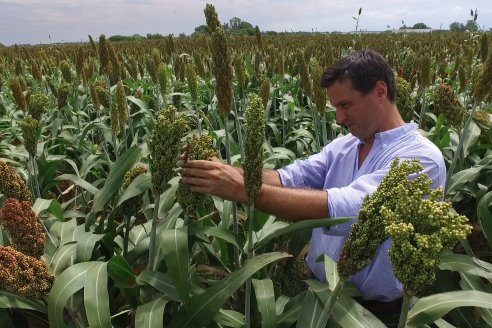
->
[184,159,220,169]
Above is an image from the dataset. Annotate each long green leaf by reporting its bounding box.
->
[169,252,291,328]
[55,174,99,195]
[137,270,180,301]
[84,262,111,328]
[478,191,492,249]
[296,289,323,328]
[407,290,492,327]
[135,295,171,328]
[116,172,152,207]
[86,145,141,227]
[307,280,385,328]
[213,310,245,328]
[461,120,481,158]
[253,218,350,251]
[253,279,277,328]
[0,289,46,313]
[159,227,189,304]
[189,223,241,248]
[76,231,105,262]
[439,253,492,279]
[47,262,95,328]
[108,255,136,288]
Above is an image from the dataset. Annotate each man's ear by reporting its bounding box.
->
[374,80,388,100]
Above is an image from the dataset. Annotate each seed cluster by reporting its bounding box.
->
[338,159,425,280]
[18,115,42,157]
[177,134,217,215]
[0,160,32,201]
[148,106,188,195]
[0,198,46,259]
[243,94,265,205]
[433,83,464,127]
[0,246,54,299]
[396,77,414,122]
[121,165,148,217]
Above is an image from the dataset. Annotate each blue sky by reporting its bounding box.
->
[1,0,490,45]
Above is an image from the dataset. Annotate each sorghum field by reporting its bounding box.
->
[0,4,492,328]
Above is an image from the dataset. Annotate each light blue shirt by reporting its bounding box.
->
[277,123,446,301]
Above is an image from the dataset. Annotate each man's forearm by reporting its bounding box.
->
[254,184,329,221]
[233,167,283,187]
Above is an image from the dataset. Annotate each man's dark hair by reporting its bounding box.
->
[320,50,396,102]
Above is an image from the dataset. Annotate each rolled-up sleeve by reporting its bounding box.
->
[277,150,330,189]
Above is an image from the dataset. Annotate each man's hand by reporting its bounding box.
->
[181,157,248,203]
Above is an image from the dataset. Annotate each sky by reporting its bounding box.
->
[1,0,491,46]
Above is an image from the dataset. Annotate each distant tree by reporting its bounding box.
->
[192,25,208,37]
[146,33,164,40]
[412,22,430,29]
[449,22,466,32]
[465,19,479,32]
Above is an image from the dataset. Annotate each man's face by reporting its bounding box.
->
[327,78,383,142]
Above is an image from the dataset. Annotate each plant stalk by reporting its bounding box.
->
[398,291,412,328]
[147,193,161,271]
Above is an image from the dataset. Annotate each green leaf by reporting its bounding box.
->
[159,227,189,304]
[169,252,291,328]
[76,231,105,262]
[461,120,481,158]
[477,191,492,249]
[253,218,350,251]
[49,218,77,246]
[253,279,277,328]
[137,270,180,301]
[213,310,245,328]
[307,280,385,328]
[0,289,46,313]
[439,253,492,280]
[296,289,323,328]
[49,242,77,274]
[116,172,152,207]
[407,291,492,327]
[86,145,141,228]
[84,262,111,328]
[47,262,95,328]
[135,295,171,328]
[108,255,136,288]
[189,223,241,248]
[55,174,99,195]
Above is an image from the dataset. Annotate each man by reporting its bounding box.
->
[181,50,445,322]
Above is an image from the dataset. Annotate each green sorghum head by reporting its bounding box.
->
[298,51,312,99]
[116,81,128,135]
[98,34,111,76]
[107,41,121,83]
[121,165,148,216]
[148,106,188,195]
[258,76,270,111]
[383,182,471,296]
[204,3,220,33]
[0,198,46,259]
[337,159,425,280]
[18,116,41,157]
[31,62,43,82]
[146,56,158,84]
[158,63,168,96]
[211,27,233,115]
[255,26,262,49]
[418,55,431,89]
[0,160,32,202]
[10,77,27,111]
[433,83,464,128]
[57,81,71,109]
[244,94,265,204]
[234,53,246,99]
[27,93,49,121]
[472,49,492,103]
[479,33,489,63]
[395,77,414,123]
[310,59,327,115]
[94,80,110,108]
[186,62,198,102]
[60,60,72,83]
[176,134,217,216]
[90,83,101,111]
[0,246,54,299]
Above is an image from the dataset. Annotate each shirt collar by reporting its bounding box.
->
[375,123,417,145]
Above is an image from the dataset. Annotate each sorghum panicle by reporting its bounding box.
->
[176,134,217,215]
[0,246,54,299]
[0,160,32,202]
[244,94,265,204]
[0,198,46,258]
[148,106,188,195]
[18,116,41,157]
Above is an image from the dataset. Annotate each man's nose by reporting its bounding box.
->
[336,110,346,125]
